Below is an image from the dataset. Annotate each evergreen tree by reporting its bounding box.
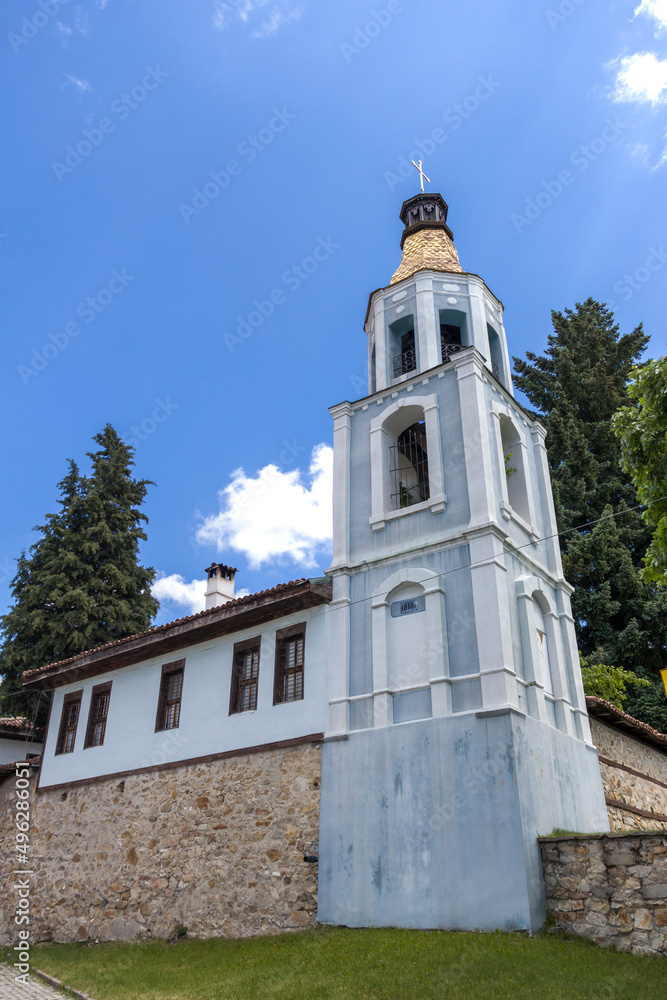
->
[512,299,667,695]
[613,356,667,586]
[0,426,158,723]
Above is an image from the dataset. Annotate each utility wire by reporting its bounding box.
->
[4,492,667,701]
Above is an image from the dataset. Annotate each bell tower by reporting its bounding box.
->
[319,191,609,933]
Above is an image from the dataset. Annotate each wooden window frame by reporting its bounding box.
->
[273,622,306,706]
[55,691,83,755]
[229,637,261,715]
[154,659,185,732]
[84,681,112,749]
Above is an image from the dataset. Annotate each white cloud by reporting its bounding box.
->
[612,51,667,103]
[630,136,667,168]
[196,444,333,570]
[635,0,667,31]
[64,74,92,96]
[213,0,303,36]
[252,5,303,37]
[152,574,207,615]
[152,574,252,616]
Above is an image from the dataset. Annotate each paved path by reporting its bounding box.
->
[0,963,82,999]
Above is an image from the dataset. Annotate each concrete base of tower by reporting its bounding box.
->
[317,711,609,932]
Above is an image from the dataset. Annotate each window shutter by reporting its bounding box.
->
[273,623,306,704]
[155,660,186,732]
[56,692,83,755]
[84,682,112,749]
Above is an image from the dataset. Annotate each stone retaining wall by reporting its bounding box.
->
[590,718,667,832]
[0,741,321,945]
[540,832,667,956]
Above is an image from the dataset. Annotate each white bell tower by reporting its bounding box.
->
[318,191,609,933]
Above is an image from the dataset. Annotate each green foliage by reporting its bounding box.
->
[545,829,586,837]
[579,652,650,709]
[513,300,667,699]
[613,357,667,585]
[504,451,516,476]
[0,426,158,724]
[398,481,415,508]
[27,927,667,1000]
[623,666,667,734]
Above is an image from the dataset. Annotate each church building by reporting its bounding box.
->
[1,191,612,944]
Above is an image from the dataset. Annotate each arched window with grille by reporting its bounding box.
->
[369,395,446,531]
[389,420,430,510]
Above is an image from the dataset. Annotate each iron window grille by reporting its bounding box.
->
[56,692,83,755]
[155,660,185,731]
[392,329,416,379]
[393,346,416,378]
[440,323,462,366]
[274,623,306,704]
[230,639,260,714]
[84,682,112,748]
[389,421,430,510]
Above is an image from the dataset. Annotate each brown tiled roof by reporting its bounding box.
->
[0,717,32,730]
[586,695,667,752]
[23,577,332,690]
[0,756,41,786]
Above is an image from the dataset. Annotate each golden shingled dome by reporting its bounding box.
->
[390,226,463,284]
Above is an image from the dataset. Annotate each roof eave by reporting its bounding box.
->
[587,695,667,752]
[23,580,332,691]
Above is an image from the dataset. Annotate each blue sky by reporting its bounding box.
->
[1,0,666,624]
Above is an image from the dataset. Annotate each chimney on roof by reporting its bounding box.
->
[204,563,237,609]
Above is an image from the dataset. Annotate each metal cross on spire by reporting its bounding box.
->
[411,159,431,193]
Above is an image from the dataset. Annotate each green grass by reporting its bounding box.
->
[4,927,664,1000]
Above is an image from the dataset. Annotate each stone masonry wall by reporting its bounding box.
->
[0,741,321,945]
[590,718,667,832]
[540,832,667,956]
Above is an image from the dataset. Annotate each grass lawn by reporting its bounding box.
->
[4,927,664,1000]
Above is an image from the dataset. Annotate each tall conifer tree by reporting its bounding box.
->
[0,426,158,723]
[512,299,667,688]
